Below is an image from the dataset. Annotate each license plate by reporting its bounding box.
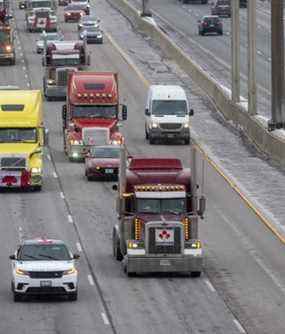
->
[155,228,174,245]
[160,259,171,266]
[40,280,52,287]
[167,134,175,138]
[105,169,114,174]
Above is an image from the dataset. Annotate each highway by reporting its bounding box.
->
[128,0,272,117]
[0,0,284,333]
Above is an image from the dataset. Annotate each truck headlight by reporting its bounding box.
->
[111,139,122,145]
[63,267,77,275]
[47,79,55,85]
[190,240,201,249]
[183,123,189,128]
[150,122,158,129]
[70,139,83,145]
[16,268,29,276]
[31,167,41,174]
[5,45,12,52]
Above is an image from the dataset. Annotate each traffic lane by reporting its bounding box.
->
[0,157,112,334]
[34,21,244,334]
[194,150,285,334]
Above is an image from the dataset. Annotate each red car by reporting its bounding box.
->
[64,4,85,22]
[85,145,120,181]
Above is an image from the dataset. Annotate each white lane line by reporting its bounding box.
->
[87,274,94,286]
[76,242,82,252]
[53,171,58,178]
[60,192,65,199]
[268,57,272,62]
[22,66,26,71]
[204,278,216,292]
[47,153,51,161]
[18,226,23,242]
[257,50,262,56]
[27,82,30,88]
[233,319,246,333]
[24,74,28,78]
[68,214,73,224]
[21,59,25,63]
[101,312,110,326]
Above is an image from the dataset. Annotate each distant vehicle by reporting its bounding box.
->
[19,0,27,9]
[10,239,80,302]
[69,0,89,15]
[58,0,68,6]
[64,4,85,22]
[145,85,193,145]
[178,0,207,3]
[85,145,120,181]
[198,15,223,36]
[79,25,103,44]
[77,15,99,31]
[211,0,231,17]
[0,23,16,65]
[25,0,57,11]
[36,31,64,53]
[26,8,57,32]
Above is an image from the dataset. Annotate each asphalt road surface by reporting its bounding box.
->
[0,1,284,333]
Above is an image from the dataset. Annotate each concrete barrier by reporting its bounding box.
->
[109,0,285,167]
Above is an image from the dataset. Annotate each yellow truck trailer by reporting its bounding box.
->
[0,90,47,190]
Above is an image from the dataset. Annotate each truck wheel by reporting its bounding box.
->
[113,228,123,261]
[145,128,149,140]
[10,58,15,65]
[190,271,201,278]
[123,264,136,277]
[68,291,78,301]
[149,137,155,145]
[184,138,190,145]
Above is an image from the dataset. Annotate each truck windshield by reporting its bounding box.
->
[18,244,71,261]
[0,31,10,44]
[31,0,52,8]
[0,128,37,143]
[72,105,117,119]
[137,198,186,214]
[152,100,187,117]
[52,57,80,66]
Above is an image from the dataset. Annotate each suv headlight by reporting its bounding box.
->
[31,167,41,174]
[183,122,189,128]
[63,267,77,275]
[16,268,29,276]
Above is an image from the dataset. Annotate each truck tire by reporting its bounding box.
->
[184,138,190,145]
[145,127,149,140]
[149,137,155,145]
[67,291,78,301]
[190,271,201,278]
[113,228,123,261]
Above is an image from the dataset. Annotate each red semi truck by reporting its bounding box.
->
[62,72,127,161]
[113,146,206,276]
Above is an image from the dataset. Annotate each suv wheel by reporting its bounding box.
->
[190,271,201,278]
[13,292,22,302]
[68,291,78,301]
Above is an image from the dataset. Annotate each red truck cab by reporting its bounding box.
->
[62,71,127,161]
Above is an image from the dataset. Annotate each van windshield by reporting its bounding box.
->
[71,105,117,119]
[151,100,187,117]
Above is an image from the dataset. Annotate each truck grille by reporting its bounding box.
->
[148,226,182,254]
[0,157,26,170]
[28,271,64,279]
[159,123,182,130]
[56,69,68,86]
[82,127,109,146]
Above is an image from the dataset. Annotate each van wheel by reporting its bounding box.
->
[145,128,149,140]
[113,228,123,261]
[190,271,201,278]
[68,291,78,301]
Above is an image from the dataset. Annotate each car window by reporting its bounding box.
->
[18,244,72,261]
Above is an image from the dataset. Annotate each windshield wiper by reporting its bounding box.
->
[21,254,39,260]
[38,254,59,260]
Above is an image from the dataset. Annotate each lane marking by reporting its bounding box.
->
[76,242,82,252]
[18,226,23,242]
[101,312,110,326]
[47,153,51,161]
[87,274,94,286]
[53,171,58,178]
[68,214,73,224]
[106,30,285,246]
[233,319,246,333]
[60,192,65,199]
[204,278,216,292]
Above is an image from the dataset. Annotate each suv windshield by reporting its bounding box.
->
[90,147,120,158]
[72,105,117,119]
[152,100,187,117]
[18,244,71,261]
[0,128,37,143]
[137,198,186,214]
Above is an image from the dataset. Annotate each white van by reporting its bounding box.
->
[145,85,194,144]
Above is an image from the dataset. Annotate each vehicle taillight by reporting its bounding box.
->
[134,218,142,240]
[182,217,190,241]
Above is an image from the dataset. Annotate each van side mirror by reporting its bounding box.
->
[9,254,16,260]
[112,184,118,191]
[189,109,194,116]
[145,108,150,116]
[73,253,80,260]
[62,105,67,120]
[122,105,127,120]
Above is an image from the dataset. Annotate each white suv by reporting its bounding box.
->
[10,239,79,302]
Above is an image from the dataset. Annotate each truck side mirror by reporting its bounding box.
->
[145,108,150,116]
[122,105,127,120]
[198,196,206,218]
[112,184,118,191]
[189,109,194,116]
[9,254,16,260]
[62,105,67,120]
[73,253,80,260]
[44,128,49,146]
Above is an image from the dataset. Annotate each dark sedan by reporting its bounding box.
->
[85,146,120,181]
[198,16,223,36]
